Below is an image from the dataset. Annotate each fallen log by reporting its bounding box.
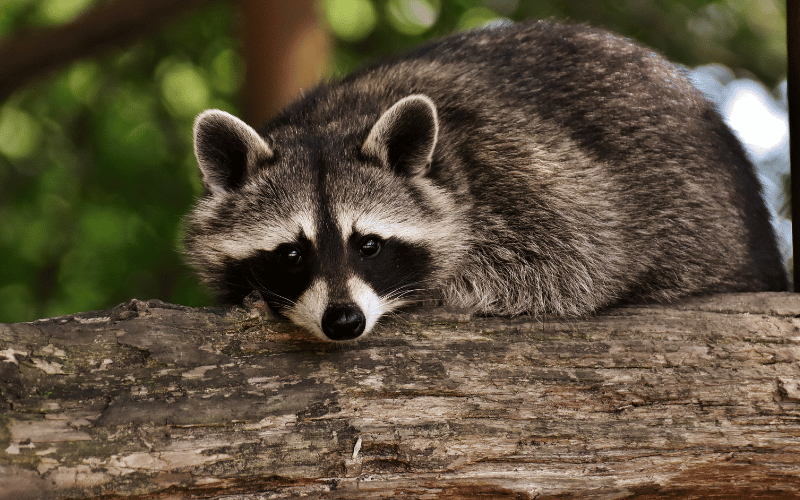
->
[0,293,799,499]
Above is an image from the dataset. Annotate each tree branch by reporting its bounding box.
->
[1,293,799,498]
[0,0,221,101]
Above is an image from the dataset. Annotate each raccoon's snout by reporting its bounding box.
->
[321,304,366,341]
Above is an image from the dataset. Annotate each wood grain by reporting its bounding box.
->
[1,293,798,499]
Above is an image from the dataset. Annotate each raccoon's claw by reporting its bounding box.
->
[321,304,366,341]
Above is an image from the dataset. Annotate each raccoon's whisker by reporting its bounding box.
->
[218,279,261,292]
[377,270,434,298]
[379,310,413,330]
[215,278,282,304]
[382,287,425,305]
[384,288,426,303]
[256,288,296,308]
[245,273,296,309]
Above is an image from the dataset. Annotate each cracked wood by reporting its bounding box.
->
[0,293,799,499]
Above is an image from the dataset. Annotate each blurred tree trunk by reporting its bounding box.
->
[241,0,332,126]
[0,0,332,120]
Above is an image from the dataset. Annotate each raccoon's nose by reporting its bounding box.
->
[321,304,366,341]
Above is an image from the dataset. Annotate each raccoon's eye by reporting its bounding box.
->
[277,245,303,268]
[359,236,382,259]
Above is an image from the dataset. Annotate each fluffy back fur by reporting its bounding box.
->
[185,21,787,340]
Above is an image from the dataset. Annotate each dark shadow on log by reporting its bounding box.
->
[0,293,799,499]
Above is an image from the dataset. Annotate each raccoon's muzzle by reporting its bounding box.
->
[321,303,366,340]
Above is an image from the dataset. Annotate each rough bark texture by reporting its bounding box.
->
[0,293,799,499]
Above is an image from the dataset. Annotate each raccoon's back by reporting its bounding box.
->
[267,22,788,314]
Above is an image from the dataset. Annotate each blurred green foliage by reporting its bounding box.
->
[0,0,789,322]
[0,1,241,322]
[322,0,786,87]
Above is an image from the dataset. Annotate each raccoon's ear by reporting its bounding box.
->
[362,94,439,177]
[193,109,273,194]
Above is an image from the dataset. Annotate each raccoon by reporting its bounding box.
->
[184,21,787,341]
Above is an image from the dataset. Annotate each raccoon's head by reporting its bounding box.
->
[185,95,467,341]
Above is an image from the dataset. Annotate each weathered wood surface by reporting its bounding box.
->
[0,293,799,499]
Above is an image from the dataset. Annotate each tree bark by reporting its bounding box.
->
[0,293,799,499]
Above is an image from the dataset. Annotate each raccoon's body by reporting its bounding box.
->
[185,21,787,341]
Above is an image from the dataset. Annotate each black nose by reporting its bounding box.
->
[321,304,366,341]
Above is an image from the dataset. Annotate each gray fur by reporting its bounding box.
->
[184,21,787,339]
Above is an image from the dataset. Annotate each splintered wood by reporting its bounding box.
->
[1,293,798,499]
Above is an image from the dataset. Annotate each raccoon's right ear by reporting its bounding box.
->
[193,109,273,194]
[362,94,439,177]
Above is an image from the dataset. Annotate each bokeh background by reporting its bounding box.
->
[0,0,791,323]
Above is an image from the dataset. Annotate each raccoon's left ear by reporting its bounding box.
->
[362,94,439,177]
[193,109,273,195]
